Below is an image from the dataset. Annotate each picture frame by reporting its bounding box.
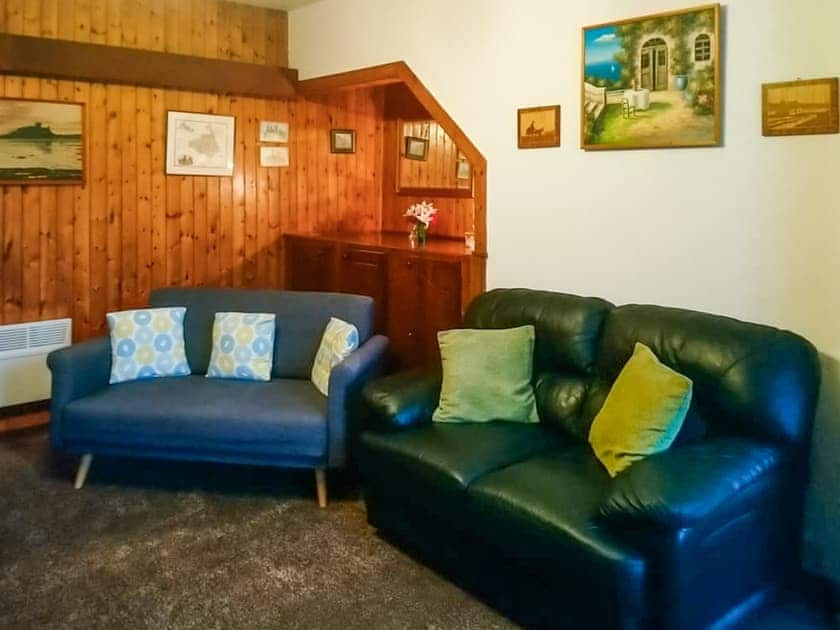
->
[259,120,289,143]
[762,78,839,137]
[0,97,85,185]
[456,154,471,180]
[517,105,561,149]
[581,3,721,150]
[166,111,235,176]
[330,129,356,154]
[404,136,429,161]
[260,145,289,167]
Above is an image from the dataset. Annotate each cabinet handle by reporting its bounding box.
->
[342,253,349,260]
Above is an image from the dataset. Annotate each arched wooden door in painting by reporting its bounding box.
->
[641,38,668,91]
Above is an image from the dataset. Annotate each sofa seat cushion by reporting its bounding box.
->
[359,422,568,506]
[467,447,645,614]
[62,376,328,459]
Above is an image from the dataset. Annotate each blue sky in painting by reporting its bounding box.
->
[584,26,622,64]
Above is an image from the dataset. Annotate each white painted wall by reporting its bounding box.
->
[290,0,840,584]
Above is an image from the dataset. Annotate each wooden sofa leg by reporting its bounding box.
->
[315,468,327,508]
[74,454,93,490]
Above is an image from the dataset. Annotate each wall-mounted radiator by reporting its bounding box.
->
[0,318,72,408]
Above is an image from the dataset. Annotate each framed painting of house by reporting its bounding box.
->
[0,98,85,185]
[762,78,839,136]
[581,4,721,150]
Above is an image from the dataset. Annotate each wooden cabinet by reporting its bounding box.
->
[337,246,388,333]
[284,233,484,370]
[284,237,339,292]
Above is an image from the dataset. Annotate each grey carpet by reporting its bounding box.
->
[1,430,834,630]
[0,430,516,630]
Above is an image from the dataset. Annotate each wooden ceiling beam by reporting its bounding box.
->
[0,33,298,99]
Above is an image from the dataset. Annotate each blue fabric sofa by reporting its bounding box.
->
[47,288,388,506]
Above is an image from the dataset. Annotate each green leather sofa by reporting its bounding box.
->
[358,289,821,629]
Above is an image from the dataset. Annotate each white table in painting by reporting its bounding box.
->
[623,89,651,111]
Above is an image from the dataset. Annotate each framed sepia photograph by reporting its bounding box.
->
[330,129,355,154]
[166,111,235,176]
[581,4,721,150]
[404,136,429,160]
[762,78,839,136]
[260,145,289,167]
[518,105,561,149]
[259,120,288,143]
[0,97,85,185]
[456,154,471,180]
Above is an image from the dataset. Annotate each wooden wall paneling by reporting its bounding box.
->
[255,97,270,286]
[0,1,393,350]
[136,85,152,303]
[230,94,246,287]
[204,92,221,286]
[218,96,233,286]
[88,82,108,337]
[178,90,194,286]
[105,83,122,313]
[121,84,138,306]
[149,87,166,291]
[243,96,258,286]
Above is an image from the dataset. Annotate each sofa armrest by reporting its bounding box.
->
[599,438,788,529]
[361,367,442,433]
[326,334,389,468]
[47,336,112,449]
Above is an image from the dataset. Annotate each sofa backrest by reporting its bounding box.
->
[591,304,821,448]
[150,288,374,379]
[464,289,613,439]
[464,289,820,449]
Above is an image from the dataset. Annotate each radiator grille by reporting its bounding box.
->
[0,319,72,359]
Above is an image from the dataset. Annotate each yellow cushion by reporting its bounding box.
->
[311,318,359,396]
[589,343,692,477]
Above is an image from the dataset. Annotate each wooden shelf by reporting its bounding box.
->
[0,33,298,99]
[284,231,484,259]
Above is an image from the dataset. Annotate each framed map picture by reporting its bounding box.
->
[0,98,84,185]
[166,111,235,176]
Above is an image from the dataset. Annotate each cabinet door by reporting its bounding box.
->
[337,246,387,333]
[284,238,338,292]
[386,252,423,370]
[418,259,463,365]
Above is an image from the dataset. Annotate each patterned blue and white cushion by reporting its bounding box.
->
[206,312,276,381]
[107,307,191,384]
[311,317,359,396]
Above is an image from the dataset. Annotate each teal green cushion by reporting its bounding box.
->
[433,325,539,424]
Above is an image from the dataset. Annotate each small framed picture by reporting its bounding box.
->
[166,110,235,176]
[518,105,561,149]
[260,146,289,167]
[456,155,471,180]
[259,121,288,143]
[404,136,429,161]
[762,78,839,136]
[330,129,355,154]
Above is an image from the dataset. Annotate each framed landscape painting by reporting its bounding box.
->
[581,4,721,150]
[0,98,85,185]
[762,78,839,136]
